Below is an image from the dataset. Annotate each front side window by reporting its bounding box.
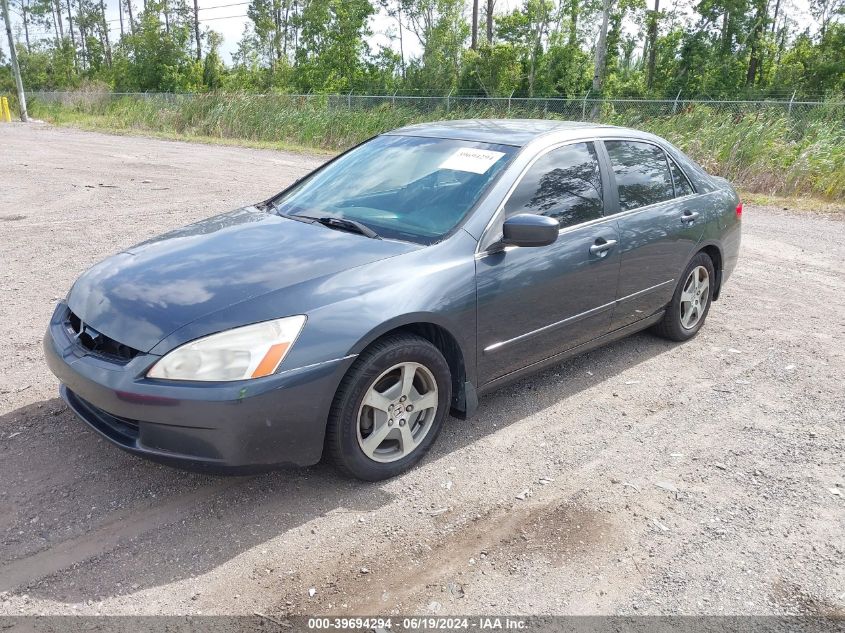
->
[504,142,604,228]
[668,156,695,197]
[271,135,515,244]
[605,140,674,212]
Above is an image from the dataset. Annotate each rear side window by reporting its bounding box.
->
[668,156,695,197]
[605,140,674,212]
[504,142,604,228]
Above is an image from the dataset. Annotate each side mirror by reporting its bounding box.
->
[502,213,559,248]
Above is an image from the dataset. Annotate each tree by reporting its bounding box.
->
[644,0,659,91]
[592,0,611,93]
[485,0,494,43]
[497,0,553,96]
[773,24,845,96]
[99,0,111,67]
[202,30,223,88]
[126,0,135,34]
[811,0,845,36]
[401,0,467,92]
[745,0,767,86]
[471,0,478,49]
[460,43,521,95]
[17,0,31,50]
[111,0,200,91]
[379,0,406,79]
[293,0,374,92]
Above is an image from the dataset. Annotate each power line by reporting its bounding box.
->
[199,12,248,20]
[199,2,249,10]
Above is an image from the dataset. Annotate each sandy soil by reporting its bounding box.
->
[1,123,843,617]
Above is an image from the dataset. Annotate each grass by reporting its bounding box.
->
[740,191,845,215]
[28,92,845,202]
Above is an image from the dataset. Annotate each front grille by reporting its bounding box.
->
[66,309,140,363]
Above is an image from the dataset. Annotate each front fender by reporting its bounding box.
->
[303,232,479,385]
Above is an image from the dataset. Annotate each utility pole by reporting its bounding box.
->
[1,0,28,122]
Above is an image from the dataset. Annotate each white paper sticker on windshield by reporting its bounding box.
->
[440,147,506,174]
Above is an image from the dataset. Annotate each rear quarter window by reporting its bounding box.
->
[668,157,695,197]
[662,142,718,193]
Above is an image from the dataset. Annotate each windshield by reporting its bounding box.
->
[271,135,516,244]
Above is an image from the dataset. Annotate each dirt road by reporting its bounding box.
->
[1,124,843,617]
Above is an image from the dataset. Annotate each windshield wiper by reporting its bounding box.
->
[268,204,317,224]
[304,215,381,239]
[270,205,380,239]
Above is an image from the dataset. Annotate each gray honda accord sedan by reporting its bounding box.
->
[44,119,741,480]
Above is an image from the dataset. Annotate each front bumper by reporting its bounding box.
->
[44,303,355,470]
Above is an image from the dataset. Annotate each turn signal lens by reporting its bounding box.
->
[147,316,306,381]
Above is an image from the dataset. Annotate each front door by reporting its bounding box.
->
[476,141,621,384]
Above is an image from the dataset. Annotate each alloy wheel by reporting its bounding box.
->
[679,265,710,329]
[357,362,439,463]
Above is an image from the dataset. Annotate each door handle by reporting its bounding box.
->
[589,239,617,257]
[681,211,700,224]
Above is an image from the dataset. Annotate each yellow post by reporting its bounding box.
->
[1,97,11,123]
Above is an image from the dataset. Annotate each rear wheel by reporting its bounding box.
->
[653,252,715,342]
[325,334,451,481]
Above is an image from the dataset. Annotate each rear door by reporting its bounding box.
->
[601,139,707,330]
[475,141,620,383]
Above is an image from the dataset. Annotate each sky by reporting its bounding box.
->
[2,0,816,74]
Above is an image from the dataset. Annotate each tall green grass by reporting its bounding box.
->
[29,92,845,199]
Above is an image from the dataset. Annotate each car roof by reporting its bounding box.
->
[386,119,623,147]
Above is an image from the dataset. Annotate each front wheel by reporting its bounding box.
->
[325,334,452,481]
[652,252,716,342]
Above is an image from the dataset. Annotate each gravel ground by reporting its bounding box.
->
[1,123,843,617]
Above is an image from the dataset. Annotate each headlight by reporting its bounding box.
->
[147,316,306,381]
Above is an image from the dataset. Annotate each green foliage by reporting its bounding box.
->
[459,44,522,96]
[16,40,79,90]
[110,2,202,92]
[293,0,375,92]
[401,0,468,91]
[202,31,226,92]
[773,25,845,97]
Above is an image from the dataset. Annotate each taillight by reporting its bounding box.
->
[736,201,743,218]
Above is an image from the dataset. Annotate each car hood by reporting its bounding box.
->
[67,207,417,352]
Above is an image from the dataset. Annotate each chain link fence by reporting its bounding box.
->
[26,90,845,121]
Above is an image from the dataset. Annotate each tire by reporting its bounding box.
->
[325,334,452,481]
[652,252,716,342]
